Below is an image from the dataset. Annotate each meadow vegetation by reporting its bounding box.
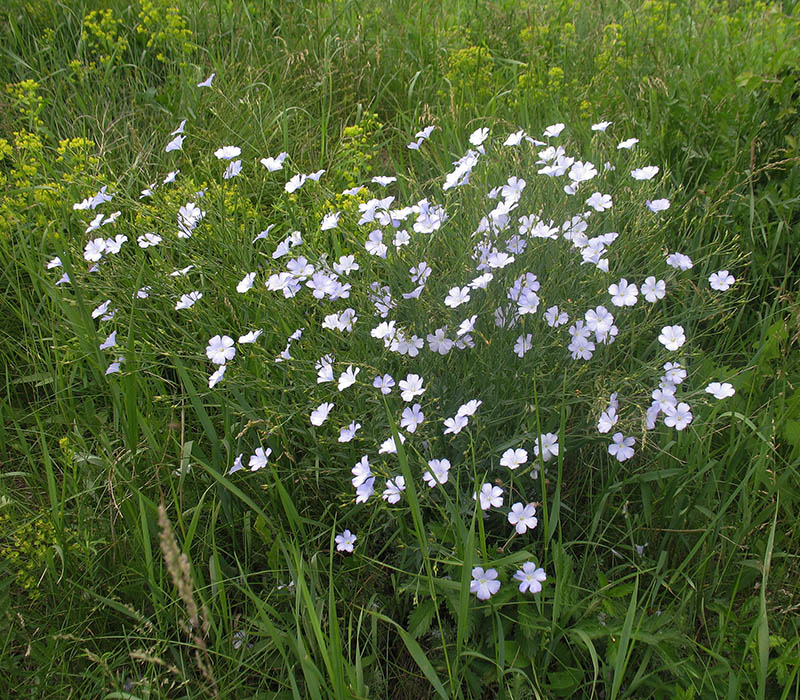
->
[1,0,799,698]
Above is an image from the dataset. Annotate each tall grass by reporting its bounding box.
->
[1,0,799,697]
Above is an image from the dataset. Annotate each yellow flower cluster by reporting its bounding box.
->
[442,45,495,111]
[137,0,194,64]
[334,112,382,189]
[82,8,129,69]
[0,511,59,601]
[594,23,629,74]
[0,83,100,242]
[6,79,44,127]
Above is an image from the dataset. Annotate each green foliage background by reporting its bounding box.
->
[1,0,799,698]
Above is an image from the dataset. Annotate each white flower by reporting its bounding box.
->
[137,233,162,248]
[444,286,471,308]
[470,273,493,289]
[585,192,612,212]
[469,127,489,146]
[443,414,469,435]
[223,160,242,179]
[508,503,538,534]
[427,327,453,355]
[382,476,405,504]
[83,213,110,233]
[84,238,106,262]
[285,173,307,193]
[543,123,565,138]
[238,329,262,344]
[585,306,615,339]
[573,332,600,357]
[631,166,659,180]
[91,300,112,319]
[365,229,387,258]
[337,365,360,391]
[105,234,128,254]
[338,421,361,443]
[651,388,677,412]
[500,448,527,470]
[422,458,450,487]
[641,276,666,302]
[333,255,359,275]
[252,225,274,244]
[517,289,540,315]
[608,433,635,462]
[475,483,503,510]
[569,161,597,183]
[617,137,639,149]
[99,331,117,350]
[166,134,184,152]
[646,198,671,212]
[608,279,638,307]
[399,374,425,402]
[666,252,693,270]
[249,447,272,471]
[534,433,559,462]
[487,251,515,269]
[544,306,569,327]
[260,152,288,171]
[504,129,525,146]
[371,320,396,343]
[208,365,226,388]
[310,402,334,426]
[372,176,397,187]
[663,402,693,430]
[597,407,618,434]
[214,145,241,160]
[321,211,341,230]
[706,381,735,399]
[373,373,395,394]
[501,176,526,201]
[663,362,686,385]
[514,334,533,358]
[176,292,202,310]
[313,360,334,387]
[354,479,371,503]
[591,121,612,131]
[658,325,686,351]
[457,316,477,337]
[514,562,546,593]
[646,404,661,430]
[401,404,424,433]
[206,335,235,364]
[197,73,215,87]
[237,272,256,294]
[709,270,735,291]
[457,400,482,417]
[335,530,356,553]
[379,434,406,455]
[350,456,372,489]
[470,567,500,600]
[229,454,244,475]
[169,264,194,278]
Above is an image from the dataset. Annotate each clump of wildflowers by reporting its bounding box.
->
[47,76,745,609]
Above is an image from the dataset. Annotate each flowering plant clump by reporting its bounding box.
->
[47,76,745,625]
